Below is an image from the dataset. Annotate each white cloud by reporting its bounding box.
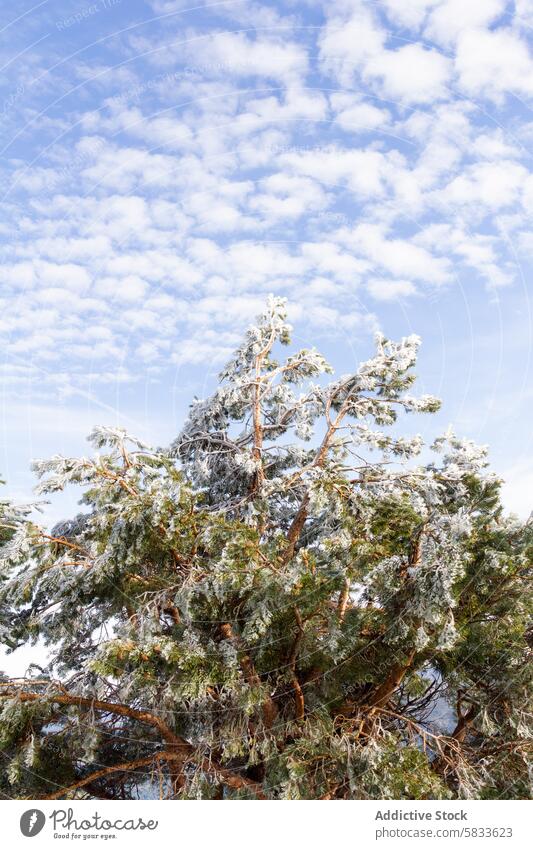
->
[455,27,533,98]
[111,110,194,151]
[1,262,35,289]
[381,0,440,28]
[438,161,528,211]
[330,94,391,132]
[250,174,328,221]
[319,7,385,86]
[94,275,148,302]
[179,31,308,82]
[515,0,533,27]
[80,146,176,192]
[367,278,418,300]
[37,262,92,293]
[364,43,451,104]
[2,261,92,294]
[425,0,507,46]
[319,5,450,103]
[279,146,399,198]
[400,101,474,146]
[148,0,196,10]
[415,224,514,287]
[471,131,522,160]
[522,174,533,214]
[0,0,529,400]
[31,236,112,263]
[337,224,451,283]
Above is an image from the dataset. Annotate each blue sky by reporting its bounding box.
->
[1,0,532,533]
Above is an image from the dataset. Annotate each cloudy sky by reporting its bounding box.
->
[1,0,532,528]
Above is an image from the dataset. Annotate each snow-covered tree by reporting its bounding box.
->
[0,297,531,799]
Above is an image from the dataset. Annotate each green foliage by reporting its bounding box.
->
[0,298,531,800]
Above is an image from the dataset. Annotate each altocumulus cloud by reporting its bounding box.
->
[0,0,531,522]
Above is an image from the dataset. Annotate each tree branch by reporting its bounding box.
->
[219,624,277,727]
[1,686,265,799]
[0,688,184,748]
[287,608,305,720]
[337,578,350,622]
[45,753,169,800]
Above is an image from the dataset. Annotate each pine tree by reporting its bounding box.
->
[0,297,531,800]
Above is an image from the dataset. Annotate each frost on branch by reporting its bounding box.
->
[0,299,531,801]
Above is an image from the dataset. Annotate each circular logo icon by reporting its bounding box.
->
[20,809,46,837]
